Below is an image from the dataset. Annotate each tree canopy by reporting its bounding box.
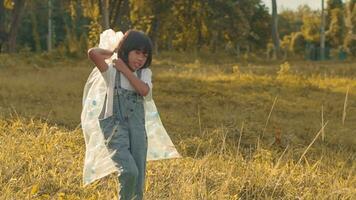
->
[0,0,355,57]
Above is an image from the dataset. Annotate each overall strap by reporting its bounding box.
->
[137,68,143,80]
[115,68,143,90]
[115,69,121,89]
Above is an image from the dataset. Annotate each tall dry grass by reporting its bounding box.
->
[0,117,354,199]
[0,52,355,199]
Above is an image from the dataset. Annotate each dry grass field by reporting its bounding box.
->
[0,52,355,199]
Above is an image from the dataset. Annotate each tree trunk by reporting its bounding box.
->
[210,31,218,53]
[150,17,160,55]
[47,0,52,51]
[114,0,131,32]
[8,0,25,53]
[0,0,4,32]
[167,33,173,50]
[320,0,326,60]
[343,1,356,50]
[271,0,280,59]
[110,0,123,27]
[236,44,240,58]
[0,0,7,52]
[30,2,41,52]
[100,0,110,30]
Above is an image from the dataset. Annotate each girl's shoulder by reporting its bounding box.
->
[141,67,152,72]
[141,67,152,76]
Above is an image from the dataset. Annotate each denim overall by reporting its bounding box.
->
[99,69,148,200]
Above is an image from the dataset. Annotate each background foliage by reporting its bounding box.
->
[0,0,355,58]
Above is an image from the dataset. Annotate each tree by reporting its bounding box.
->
[325,0,345,48]
[0,0,276,55]
[247,1,270,50]
[301,10,321,43]
[271,0,280,59]
[29,0,41,52]
[48,0,53,51]
[279,9,303,39]
[100,0,109,29]
[0,0,7,52]
[133,0,173,54]
[5,0,26,52]
[320,0,326,60]
[111,0,131,32]
[344,0,356,55]
[290,32,306,54]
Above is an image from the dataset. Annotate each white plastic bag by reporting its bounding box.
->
[81,29,181,186]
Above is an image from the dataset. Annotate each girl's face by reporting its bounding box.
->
[128,49,148,71]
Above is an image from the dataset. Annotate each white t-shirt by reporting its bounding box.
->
[101,63,153,91]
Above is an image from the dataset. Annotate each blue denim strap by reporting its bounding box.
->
[115,68,143,91]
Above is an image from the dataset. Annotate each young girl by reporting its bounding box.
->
[81,29,181,200]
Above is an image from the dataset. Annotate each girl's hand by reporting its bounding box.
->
[113,58,133,72]
[113,58,150,96]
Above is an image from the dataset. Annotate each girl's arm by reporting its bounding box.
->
[87,47,114,72]
[113,58,150,96]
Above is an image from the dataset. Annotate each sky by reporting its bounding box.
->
[261,0,345,12]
